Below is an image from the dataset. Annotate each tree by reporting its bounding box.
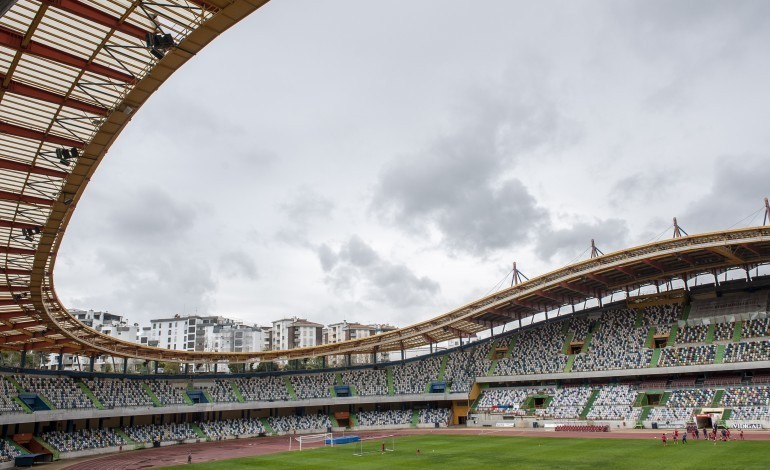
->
[0,351,20,366]
[158,362,180,374]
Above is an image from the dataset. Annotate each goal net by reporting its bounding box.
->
[293,433,333,451]
[353,435,396,456]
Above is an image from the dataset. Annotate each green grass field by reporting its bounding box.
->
[162,434,770,470]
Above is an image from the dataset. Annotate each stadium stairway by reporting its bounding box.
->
[721,408,732,422]
[350,413,358,428]
[190,423,207,440]
[470,384,489,412]
[681,304,691,321]
[563,355,576,373]
[562,331,575,354]
[645,328,656,349]
[201,391,214,404]
[649,348,661,368]
[77,382,104,409]
[140,383,162,407]
[260,418,276,435]
[487,337,503,375]
[116,430,135,446]
[329,414,339,428]
[637,406,653,427]
[284,378,297,400]
[733,321,743,342]
[635,312,644,328]
[633,392,648,407]
[387,369,395,396]
[33,436,59,461]
[13,396,32,413]
[180,385,194,405]
[715,345,726,364]
[659,392,671,406]
[579,389,600,419]
[705,324,716,343]
[335,373,344,385]
[7,376,24,393]
[581,323,601,353]
[5,438,29,455]
[230,382,245,403]
[438,355,448,381]
[667,324,679,345]
[506,335,517,356]
[711,390,725,407]
[411,410,419,428]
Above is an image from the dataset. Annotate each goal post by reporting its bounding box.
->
[294,433,334,451]
[353,435,396,456]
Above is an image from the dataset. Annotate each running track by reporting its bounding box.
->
[53,428,770,470]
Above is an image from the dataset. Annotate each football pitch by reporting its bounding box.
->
[162,434,770,469]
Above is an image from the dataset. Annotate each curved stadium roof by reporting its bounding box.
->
[0,0,769,363]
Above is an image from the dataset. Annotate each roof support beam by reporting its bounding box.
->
[442,325,471,338]
[0,189,54,206]
[24,338,77,351]
[0,120,83,148]
[643,259,666,272]
[740,243,763,257]
[532,289,567,304]
[467,317,506,328]
[0,286,30,293]
[422,333,436,344]
[559,281,595,297]
[0,311,27,320]
[0,157,68,179]
[585,273,610,289]
[616,266,637,278]
[677,252,697,267]
[0,25,134,83]
[707,246,744,265]
[511,299,539,312]
[0,75,108,115]
[0,320,43,332]
[0,268,31,276]
[0,245,37,256]
[39,0,149,41]
[0,330,48,343]
[183,0,217,12]
[0,219,40,230]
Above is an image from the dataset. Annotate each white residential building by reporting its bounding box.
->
[202,323,263,353]
[271,317,324,351]
[150,315,236,352]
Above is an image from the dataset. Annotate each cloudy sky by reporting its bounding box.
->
[55,0,770,329]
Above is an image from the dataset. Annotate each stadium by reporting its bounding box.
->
[0,0,768,468]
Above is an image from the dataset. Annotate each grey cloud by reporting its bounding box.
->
[680,155,770,233]
[317,244,338,272]
[219,251,259,280]
[372,66,578,256]
[88,247,217,316]
[105,186,197,241]
[535,218,629,263]
[280,187,334,224]
[609,171,677,207]
[59,184,217,322]
[316,236,439,308]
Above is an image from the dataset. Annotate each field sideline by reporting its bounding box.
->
[160,434,770,470]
